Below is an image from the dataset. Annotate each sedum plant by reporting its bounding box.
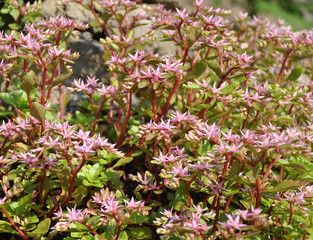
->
[0,0,41,31]
[1,0,313,239]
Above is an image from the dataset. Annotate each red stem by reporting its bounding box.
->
[224,194,234,212]
[0,207,27,239]
[62,157,87,208]
[222,155,231,175]
[145,190,154,203]
[27,96,32,110]
[126,137,145,157]
[177,20,188,49]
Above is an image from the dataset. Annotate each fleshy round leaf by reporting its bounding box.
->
[112,157,133,168]
[264,180,305,193]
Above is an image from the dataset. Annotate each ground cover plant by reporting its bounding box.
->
[0,0,313,239]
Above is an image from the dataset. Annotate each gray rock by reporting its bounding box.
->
[67,32,108,82]
[65,2,95,23]
[41,1,94,23]
[41,0,63,17]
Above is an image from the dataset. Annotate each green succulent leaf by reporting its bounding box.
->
[30,102,46,124]
[27,219,51,237]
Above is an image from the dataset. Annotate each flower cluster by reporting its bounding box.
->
[155,205,214,239]
[1,0,313,239]
[53,188,149,239]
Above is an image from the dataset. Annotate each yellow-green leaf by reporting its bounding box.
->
[30,102,46,124]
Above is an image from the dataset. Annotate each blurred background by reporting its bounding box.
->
[0,0,312,31]
[212,0,313,30]
[143,0,313,30]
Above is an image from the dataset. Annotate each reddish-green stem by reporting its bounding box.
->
[91,96,107,137]
[262,156,281,181]
[185,49,202,111]
[62,156,87,208]
[264,104,280,126]
[23,60,33,110]
[27,96,32,110]
[155,77,181,123]
[216,48,224,73]
[280,166,284,182]
[212,196,220,233]
[288,202,293,224]
[185,173,200,207]
[145,190,154,203]
[198,67,238,119]
[47,67,56,101]
[277,49,292,84]
[41,68,47,106]
[112,216,122,240]
[116,89,132,147]
[224,194,234,212]
[255,150,267,167]
[241,108,250,130]
[56,63,65,121]
[177,20,188,50]
[39,170,46,205]
[255,177,262,208]
[89,0,110,37]
[77,221,105,240]
[218,106,236,127]
[209,195,218,211]
[59,84,64,121]
[151,88,156,121]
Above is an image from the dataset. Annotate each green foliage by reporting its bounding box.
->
[1,0,313,240]
[0,0,41,32]
[255,0,313,30]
